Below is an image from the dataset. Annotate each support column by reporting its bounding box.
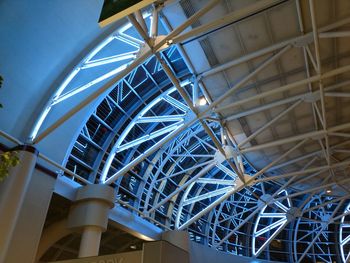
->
[79,226,103,257]
[0,145,38,263]
[67,184,115,258]
[143,231,190,263]
[161,230,190,252]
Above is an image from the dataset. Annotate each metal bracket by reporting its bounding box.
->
[257,194,273,209]
[303,92,320,103]
[286,207,301,222]
[292,34,314,47]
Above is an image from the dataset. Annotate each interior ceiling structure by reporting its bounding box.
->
[21,0,350,262]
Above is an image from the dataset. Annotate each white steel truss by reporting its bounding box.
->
[252,190,291,257]
[24,0,350,262]
[340,203,350,263]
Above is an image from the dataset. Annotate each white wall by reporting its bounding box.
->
[0,0,119,162]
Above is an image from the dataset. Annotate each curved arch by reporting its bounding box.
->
[29,15,150,141]
[340,202,350,262]
[252,189,291,258]
[141,122,211,211]
[209,184,262,255]
[101,84,191,183]
[293,196,334,263]
[35,219,73,262]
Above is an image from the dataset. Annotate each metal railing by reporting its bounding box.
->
[0,129,91,185]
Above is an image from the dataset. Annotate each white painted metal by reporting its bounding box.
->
[252,190,291,257]
[17,0,350,261]
[340,203,350,263]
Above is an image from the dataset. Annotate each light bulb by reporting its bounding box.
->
[198,96,207,106]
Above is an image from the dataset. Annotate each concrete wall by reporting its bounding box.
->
[49,251,142,263]
[46,240,282,263]
[143,241,189,263]
[190,242,281,263]
[3,167,56,263]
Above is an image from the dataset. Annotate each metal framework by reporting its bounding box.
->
[252,189,291,258]
[27,0,350,262]
[293,196,339,263]
[340,203,350,262]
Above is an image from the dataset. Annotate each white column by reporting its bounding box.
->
[6,168,56,263]
[79,226,103,258]
[67,184,115,258]
[0,145,38,263]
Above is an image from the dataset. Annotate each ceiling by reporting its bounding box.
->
[168,0,350,195]
[3,0,350,262]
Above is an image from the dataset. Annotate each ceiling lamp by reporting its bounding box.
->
[198,96,207,106]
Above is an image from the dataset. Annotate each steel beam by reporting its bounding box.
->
[172,0,285,44]
[33,0,221,144]
[238,100,303,148]
[198,17,350,79]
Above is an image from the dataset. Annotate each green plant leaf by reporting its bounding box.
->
[0,151,20,182]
